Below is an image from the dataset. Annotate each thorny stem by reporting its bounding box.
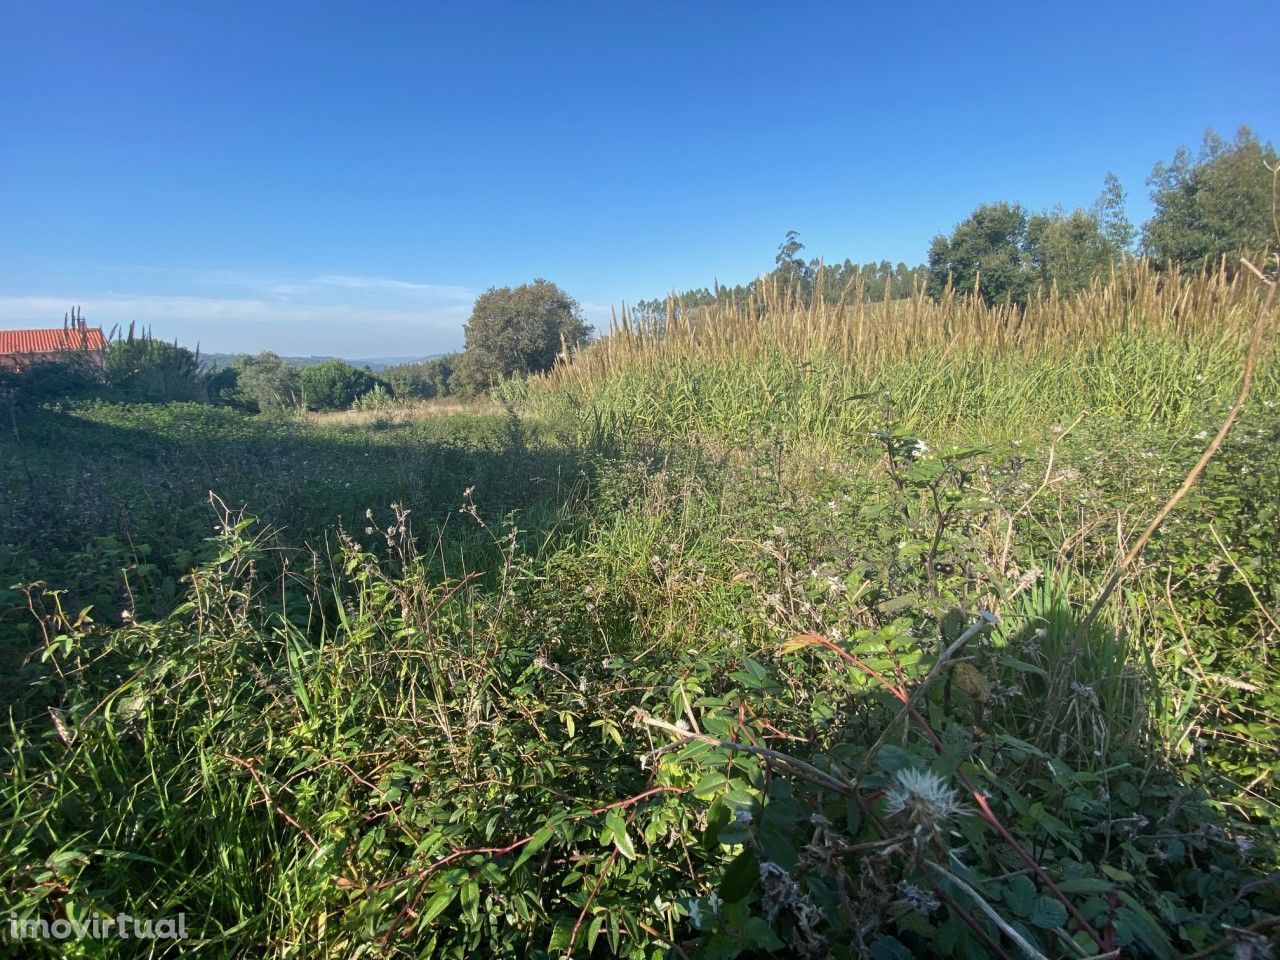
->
[850,612,998,785]
[787,632,1108,952]
[638,711,856,796]
[1178,913,1280,960]
[1074,167,1280,645]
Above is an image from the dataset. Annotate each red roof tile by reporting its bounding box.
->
[0,327,109,355]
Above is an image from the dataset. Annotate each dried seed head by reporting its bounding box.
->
[882,768,968,843]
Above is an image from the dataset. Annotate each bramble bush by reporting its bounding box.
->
[2,395,1277,957]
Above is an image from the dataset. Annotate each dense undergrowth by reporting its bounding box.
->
[2,265,1279,957]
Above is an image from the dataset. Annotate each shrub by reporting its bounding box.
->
[296,358,379,411]
[0,353,104,410]
[383,362,433,400]
[106,332,205,403]
[351,382,394,411]
[231,352,302,412]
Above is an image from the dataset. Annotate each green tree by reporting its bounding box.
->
[1143,125,1279,269]
[205,365,241,406]
[1096,171,1135,252]
[232,352,301,412]
[1024,206,1123,296]
[456,280,590,394]
[774,230,809,281]
[383,362,434,400]
[931,182,1131,303]
[422,354,457,397]
[297,358,379,411]
[927,202,1031,304]
[382,356,456,400]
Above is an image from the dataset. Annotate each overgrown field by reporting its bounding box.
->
[2,266,1278,958]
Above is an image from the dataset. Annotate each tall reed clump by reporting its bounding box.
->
[531,260,1277,444]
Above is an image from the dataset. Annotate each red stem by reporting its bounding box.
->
[797,634,1107,952]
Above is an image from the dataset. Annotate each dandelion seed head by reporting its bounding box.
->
[883,768,967,828]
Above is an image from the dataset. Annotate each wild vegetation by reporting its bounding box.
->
[1,131,1278,958]
[2,254,1277,957]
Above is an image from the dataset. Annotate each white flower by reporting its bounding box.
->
[883,768,967,827]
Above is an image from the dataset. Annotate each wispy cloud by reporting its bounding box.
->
[0,263,482,355]
[113,265,475,299]
[0,294,467,326]
[0,292,472,356]
[312,274,474,298]
[0,266,621,357]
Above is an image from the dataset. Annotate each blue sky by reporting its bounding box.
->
[2,2,1276,357]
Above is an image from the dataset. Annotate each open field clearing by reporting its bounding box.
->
[5,5,1279,954]
[301,399,506,428]
[2,264,1278,958]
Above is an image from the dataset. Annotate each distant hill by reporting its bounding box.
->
[201,352,446,372]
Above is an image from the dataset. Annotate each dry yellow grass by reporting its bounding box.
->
[303,398,501,427]
[527,259,1278,443]
[546,260,1270,386]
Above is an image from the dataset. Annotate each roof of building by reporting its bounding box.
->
[0,326,109,354]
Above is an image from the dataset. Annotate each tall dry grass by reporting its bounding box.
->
[532,260,1278,443]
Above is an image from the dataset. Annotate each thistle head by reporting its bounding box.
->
[882,768,968,847]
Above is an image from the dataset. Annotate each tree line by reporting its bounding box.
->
[221,278,591,411]
[6,125,1272,413]
[638,125,1278,312]
[4,277,591,414]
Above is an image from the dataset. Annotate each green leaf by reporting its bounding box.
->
[742,916,784,950]
[1003,874,1036,917]
[997,655,1048,677]
[512,824,557,871]
[1100,864,1134,883]
[587,914,605,951]
[459,880,480,921]
[1029,895,1068,930]
[693,772,730,798]
[606,810,637,859]
[869,935,915,960]
[420,886,457,925]
[873,745,914,773]
[1055,877,1116,894]
[719,849,759,903]
[549,916,576,952]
